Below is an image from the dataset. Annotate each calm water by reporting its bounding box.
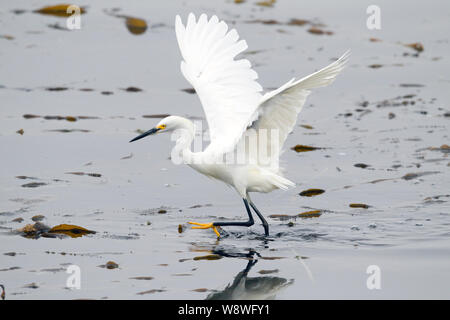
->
[0,0,449,299]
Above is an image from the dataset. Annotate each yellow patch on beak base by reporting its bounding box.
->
[156,124,166,130]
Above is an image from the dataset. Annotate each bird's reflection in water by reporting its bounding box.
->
[205,249,293,300]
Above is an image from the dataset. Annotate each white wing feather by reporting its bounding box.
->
[249,50,350,169]
[175,13,263,155]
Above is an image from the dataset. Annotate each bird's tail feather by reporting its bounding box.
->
[270,173,296,191]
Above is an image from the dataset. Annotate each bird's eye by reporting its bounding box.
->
[157,124,166,130]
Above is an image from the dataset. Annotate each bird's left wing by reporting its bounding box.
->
[175,13,263,154]
[250,50,350,161]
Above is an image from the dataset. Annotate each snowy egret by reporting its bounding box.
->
[130,13,349,237]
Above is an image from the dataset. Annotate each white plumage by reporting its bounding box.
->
[130,13,349,236]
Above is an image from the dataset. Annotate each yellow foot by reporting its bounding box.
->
[188,221,220,237]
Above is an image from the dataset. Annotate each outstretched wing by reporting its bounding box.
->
[249,50,350,167]
[175,13,263,154]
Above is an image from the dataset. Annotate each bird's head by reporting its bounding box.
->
[129,115,192,143]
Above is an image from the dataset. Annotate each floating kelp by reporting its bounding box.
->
[299,189,325,197]
[65,172,102,178]
[270,210,322,220]
[48,224,96,238]
[401,171,440,181]
[298,210,322,218]
[193,254,222,261]
[17,222,50,238]
[181,88,196,94]
[125,17,148,35]
[34,4,86,17]
[21,182,47,188]
[130,276,154,280]
[136,289,166,295]
[98,261,119,269]
[349,203,370,209]
[307,27,333,35]
[354,163,370,169]
[404,42,424,53]
[122,86,143,92]
[291,145,322,152]
[256,0,276,7]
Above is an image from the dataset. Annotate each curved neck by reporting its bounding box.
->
[171,119,195,164]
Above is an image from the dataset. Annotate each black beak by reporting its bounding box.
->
[129,127,160,143]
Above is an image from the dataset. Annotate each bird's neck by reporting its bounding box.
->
[172,120,196,164]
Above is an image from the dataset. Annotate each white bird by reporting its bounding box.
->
[130,13,349,237]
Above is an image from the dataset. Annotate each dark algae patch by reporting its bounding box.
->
[291,145,323,152]
[299,189,325,197]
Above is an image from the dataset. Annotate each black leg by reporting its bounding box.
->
[248,200,269,236]
[213,199,254,228]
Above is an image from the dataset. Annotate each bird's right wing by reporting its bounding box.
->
[175,13,263,155]
[249,50,350,165]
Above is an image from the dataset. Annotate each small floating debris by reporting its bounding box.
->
[299,189,325,197]
[354,163,370,169]
[181,88,196,94]
[255,0,276,7]
[122,86,143,92]
[99,261,119,269]
[268,214,291,220]
[21,182,47,188]
[404,42,424,53]
[368,64,383,69]
[399,83,424,88]
[136,289,165,295]
[45,87,68,91]
[191,288,209,292]
[428,144,450,154]
[23,114,40,119]
[287,18,309,26]
[34,4,86,17]
[4,252,17,256]
[260,256,285,260]
[178,224,185,233]
[298,210,322,218]
[120,153,133,160]
[65,172,102,178]
[16,129,24,135]
[48,224,96,238]
[17,222,50,238]
[31,215,45,222]
[129,276,154,280]
[307,27,333,35]
[291,144,322,152]
[401,171,440,180]
[0,35,15,40]
[23,282,39,289]
[47,129,90,133]
[125,17,148,35]
[193,254,222,261]
[349,203,370,209]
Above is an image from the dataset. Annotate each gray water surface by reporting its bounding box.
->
[0,0,449,299]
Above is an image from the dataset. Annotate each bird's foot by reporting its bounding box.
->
[188,221,220,237]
